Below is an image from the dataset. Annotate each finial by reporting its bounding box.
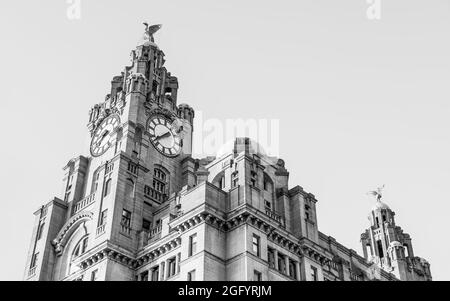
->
[367,184,385,202]
[142,22,162,43]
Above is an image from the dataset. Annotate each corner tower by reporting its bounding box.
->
[360,188,432,281]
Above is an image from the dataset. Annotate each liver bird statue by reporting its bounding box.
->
[143,22,162,43]
[367,184,385,202]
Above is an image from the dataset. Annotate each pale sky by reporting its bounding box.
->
[0,0,449,281]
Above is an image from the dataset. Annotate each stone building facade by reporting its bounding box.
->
[24,26,432,281]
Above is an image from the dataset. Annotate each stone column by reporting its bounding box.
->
[285,257,289,275]
[295,261,301,281]
[274,251,279,271]
[160,262,165,281]
[177,252,181,274]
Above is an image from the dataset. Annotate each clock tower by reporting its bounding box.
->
[24,24,195,281]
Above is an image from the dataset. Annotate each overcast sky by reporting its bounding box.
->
[0,0,449,281]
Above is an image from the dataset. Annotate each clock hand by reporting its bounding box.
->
[155,131,171,141]
[101,130,110,138]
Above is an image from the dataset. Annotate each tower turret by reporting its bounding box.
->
[360,186,432,281]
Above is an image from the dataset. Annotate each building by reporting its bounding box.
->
[24,25,432,281]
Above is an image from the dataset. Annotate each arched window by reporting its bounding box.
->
[72,236,89,260]
[125,178,135,199]
[91,170,100,194]
[403,244,409,257]
[212,172,226,190]
[69,236,89,275]
[104,179,112,197]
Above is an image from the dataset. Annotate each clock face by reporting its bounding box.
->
[90,115,120,157]
[148,116,182,157]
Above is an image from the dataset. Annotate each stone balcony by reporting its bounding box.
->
[72,193,96,215]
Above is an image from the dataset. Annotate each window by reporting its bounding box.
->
[30,252,39,268]
[377,240,384,258]
[127,162,138,174]
[142,219,151,231]
[152,167,168,202]
[264,200,272,210]
[187,270,196,281]
[103,179,112,197]
[254,270,262,281]
[263,173,273,192]
[250,171,258,187]
[167,257,176,278]
[365,244,372,257]
[305,204,311,221]
[72,237,89,259]
[188,233,197,257]
[140,271,149,281]
[404,244,409,257]
[289,259,297,279]
[90,269,98,281]
[151,266,159,281]
[311,266,318,281]
[252,234,260,257]
[231,172,239,188]
[278,253,286,274]
[99,209,107,226]
[268,248,275,269]
[144,185,151,196]
[219,176,225,189]
[121,209,131,228]
[91,171,100,193]
[37,222,45,240]
[64,190,71,202]
[125,178,135,198]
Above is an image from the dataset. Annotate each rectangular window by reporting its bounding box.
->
[144,185,151,196]
[140,271,148,281]
[252,234,260,257]
[250,171,258,187]
[289,259,297,279]
[167,257,177,278]
[254,270,262,281]
[30,253,39,268]
[90,269,98,281]
[264,200,272,210]
[37,222,45,240]
[268,248,275,269]
[187,270,196,281]
[121,209,131,227]
[188,233,197,257]
[151,266,159,281]
[377,240,384,258]
[278,253,286,274]
[311,266,318,281]
[231,172,239,188]
[99,209,107,226]
[142,219,151,231]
